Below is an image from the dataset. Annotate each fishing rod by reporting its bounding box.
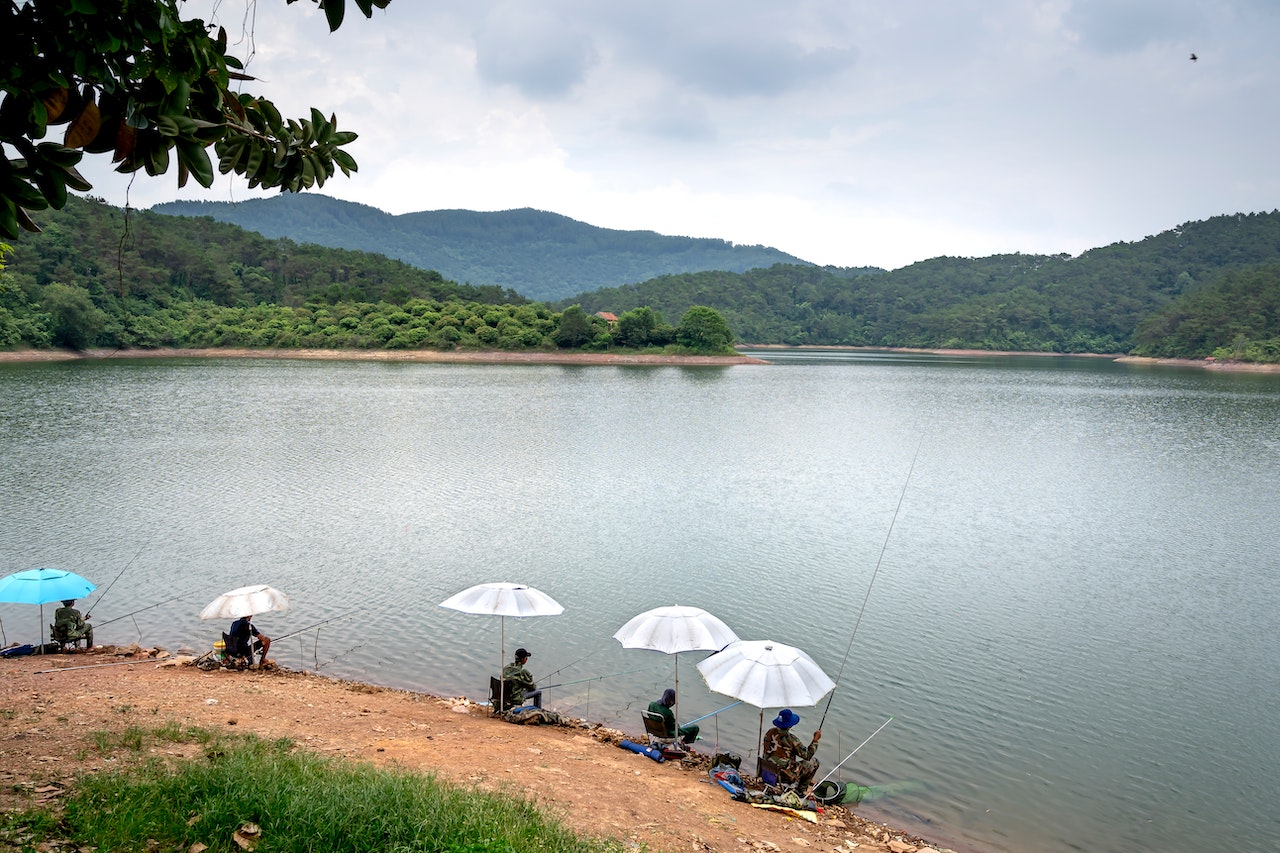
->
[682,700,742,727]
[273,610,361,643]
[86,532,157,618]
[36,657,170,674]
[819,436,923,730]
[93,587,200,628]
[812,715,894,789]
[541,666,657,691]
[541,648,600,682]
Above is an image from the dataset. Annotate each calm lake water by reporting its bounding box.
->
[2,351,1278,853]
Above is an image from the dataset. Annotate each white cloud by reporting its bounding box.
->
[69,0,1280,271]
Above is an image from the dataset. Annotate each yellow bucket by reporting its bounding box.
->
[213,640,226,658]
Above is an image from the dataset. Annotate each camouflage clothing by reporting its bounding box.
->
[501,660,540,707]
[54,605,93,646]
[762,726,820,789]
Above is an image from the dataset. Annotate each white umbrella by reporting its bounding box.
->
[696,639,836,755]
[199,584,291,620]
[438,582,564,677]
[613,605,739,730]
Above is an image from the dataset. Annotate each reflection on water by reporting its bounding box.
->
[2,352,1279,853]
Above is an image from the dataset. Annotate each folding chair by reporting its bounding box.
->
[50,623,79,652]
[756,756,798,794]
[489,677,514,714]
[641,710,686,757]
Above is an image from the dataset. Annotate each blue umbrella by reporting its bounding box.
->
[0,568,96,650]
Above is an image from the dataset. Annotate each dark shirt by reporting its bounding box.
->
[228,617,259,656]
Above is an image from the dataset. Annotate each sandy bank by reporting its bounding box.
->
[0,347,769,366]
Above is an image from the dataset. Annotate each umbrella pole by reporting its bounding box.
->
[38,604,44,654]
[500,615,505,681]
[758,708,764,759]
[674,655,679,735]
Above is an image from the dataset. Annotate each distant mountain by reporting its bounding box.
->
[152,195,812,302]
[568,211,1280,354]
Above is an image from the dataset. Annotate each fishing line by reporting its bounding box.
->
[86,532,157,618]
[819,436,923,730]
[812,715,894,788]
[540,665,658,692]
[541,648,600,681]
[94,587,202,628]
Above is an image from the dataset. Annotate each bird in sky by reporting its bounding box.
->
[1189,52,1198,62]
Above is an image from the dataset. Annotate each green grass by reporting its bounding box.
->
[3,725,625,853]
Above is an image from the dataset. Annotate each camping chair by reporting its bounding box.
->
[489,677,514,714]
[641,710,686,757]
[49,622,85,652]
[756,756,798,794]
[221,632,254,668]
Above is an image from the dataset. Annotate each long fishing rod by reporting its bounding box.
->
[812,715,894,788]
[273,610,361,644]
[541,666,656,691]
[93,586,201,628]
[541,648,600,682]
[682,699,742,727]
[36,657,169,674]
[819,436,923,730]
[86,532,157,618]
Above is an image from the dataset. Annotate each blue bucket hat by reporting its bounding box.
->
[772,709,801,729]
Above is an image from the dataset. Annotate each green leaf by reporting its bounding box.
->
[0,197,21,240]
[324,0,346,32]
[177,140,215,188]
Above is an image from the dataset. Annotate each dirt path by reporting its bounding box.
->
[0,649,948,853]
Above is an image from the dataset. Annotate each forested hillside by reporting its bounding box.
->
[568,212,1280,357]
[152,194,811,302]
[4,196,523,307]
[0,197,735,356]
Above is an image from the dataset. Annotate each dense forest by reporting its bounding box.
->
[566,212,1280,360]
[0,197,734,355]
[3,197,1278,362]
[153,195,811,302]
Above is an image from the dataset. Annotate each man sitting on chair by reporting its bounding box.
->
[648,688,699,746]
[227,613,271,667]
[502,647,542,708]
[762,708,822,791]
[54,599,93,648]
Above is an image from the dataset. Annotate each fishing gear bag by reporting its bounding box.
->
[711,751,741,771]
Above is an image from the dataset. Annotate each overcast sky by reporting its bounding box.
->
[77,0,1278,270]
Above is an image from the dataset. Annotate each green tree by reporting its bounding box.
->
[553,305,594,348]
[0,0,391,238]
[615,306,658,348]
[676,305,734,352]
[41,281,104,349]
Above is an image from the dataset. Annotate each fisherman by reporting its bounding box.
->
[227,613,271,667]
[648,687,699,745]
[502,647,542,708]
[54,599,93,649]
[762,708,822,791]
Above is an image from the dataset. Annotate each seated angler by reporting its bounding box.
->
[502,647,542,708]
[648,688,699,746]
[54,599,94,649]
[762,708,822,791]
[227,613,271,667]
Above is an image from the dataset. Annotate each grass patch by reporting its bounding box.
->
[8,727,624,853]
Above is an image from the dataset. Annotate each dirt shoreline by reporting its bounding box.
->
[0,649,953,853]
[0,347,769,366]
[2,345,1276,372]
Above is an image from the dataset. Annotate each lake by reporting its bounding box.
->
[2,350,1278,853]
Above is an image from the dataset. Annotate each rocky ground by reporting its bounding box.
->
[0,646,952,853]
